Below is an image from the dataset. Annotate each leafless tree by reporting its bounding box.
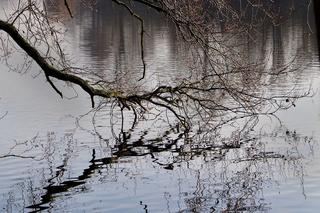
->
[0,0,310,139]
[0,2,316,212]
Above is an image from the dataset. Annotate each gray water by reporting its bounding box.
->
[0,0,320,212]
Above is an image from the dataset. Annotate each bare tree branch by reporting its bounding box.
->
[0,0,311,134]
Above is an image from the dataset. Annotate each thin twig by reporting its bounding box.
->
[64,0,73,18]
[112,0,146,80]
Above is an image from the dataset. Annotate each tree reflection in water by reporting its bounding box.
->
[0,0,317,212]
[1,121,311,212]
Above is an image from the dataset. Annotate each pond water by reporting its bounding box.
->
[0,0,320,212]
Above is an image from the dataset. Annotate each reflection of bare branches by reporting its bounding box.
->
[0,154,35,159]
[0,110,7,120]
[0,1,316,212]
[0,134,40,160]
[17,122,312,212]
[0,98,8,121]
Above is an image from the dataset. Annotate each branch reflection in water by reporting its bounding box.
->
[1,120,313,212]
[0,0,318,212]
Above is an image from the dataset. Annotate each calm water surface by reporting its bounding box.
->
[0,1,320,212]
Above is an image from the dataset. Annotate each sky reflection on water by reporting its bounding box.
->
[0,0,320,212]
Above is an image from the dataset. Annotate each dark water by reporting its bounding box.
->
[0,0,320,212]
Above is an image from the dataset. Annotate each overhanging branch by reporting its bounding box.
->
[0,20,125,107]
